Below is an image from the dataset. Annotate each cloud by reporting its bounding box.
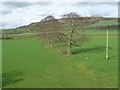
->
[2,0,119,2]
[89,11,111,17]
[0,21,20,29]
[1,2,53,8]
[2,2,33,8]
[0,1,118,29]
[0,2,33,15]
[36,2,53,5]
[0,2,53,15]
[0,9,12,14]
[74,2,118,6]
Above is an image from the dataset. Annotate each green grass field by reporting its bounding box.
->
[2,30,118,88]
[91,20,118,27]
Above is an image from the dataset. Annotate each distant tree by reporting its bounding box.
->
[59,12,100,55]
[41,15,55,22]
[37,15,61,48]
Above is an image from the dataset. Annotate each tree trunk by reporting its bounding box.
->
[67,42,72,55]
[50,40,53,48]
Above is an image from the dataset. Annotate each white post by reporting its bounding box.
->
[106,30,109,61]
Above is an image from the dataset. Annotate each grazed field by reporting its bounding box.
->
[2,30,118,88]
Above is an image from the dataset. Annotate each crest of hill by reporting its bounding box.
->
[23,16,117,32]
[2,16,118,34]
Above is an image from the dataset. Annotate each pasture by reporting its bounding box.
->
[2,30,118,88]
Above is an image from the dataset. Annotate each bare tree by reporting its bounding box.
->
[38,15,61,48]
[60,12,100,55]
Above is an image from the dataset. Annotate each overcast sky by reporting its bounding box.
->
[0,0,119,29]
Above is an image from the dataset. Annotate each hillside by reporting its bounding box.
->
[2,17,118,35]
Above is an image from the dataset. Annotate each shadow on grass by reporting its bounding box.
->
[72,46,112,54]
[109,55,118,59]
[2,70,24,87]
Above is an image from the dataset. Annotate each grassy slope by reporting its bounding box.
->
[2,30,118,88]
[91,20,118,27]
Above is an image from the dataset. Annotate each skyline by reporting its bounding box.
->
[0,0,119,29]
